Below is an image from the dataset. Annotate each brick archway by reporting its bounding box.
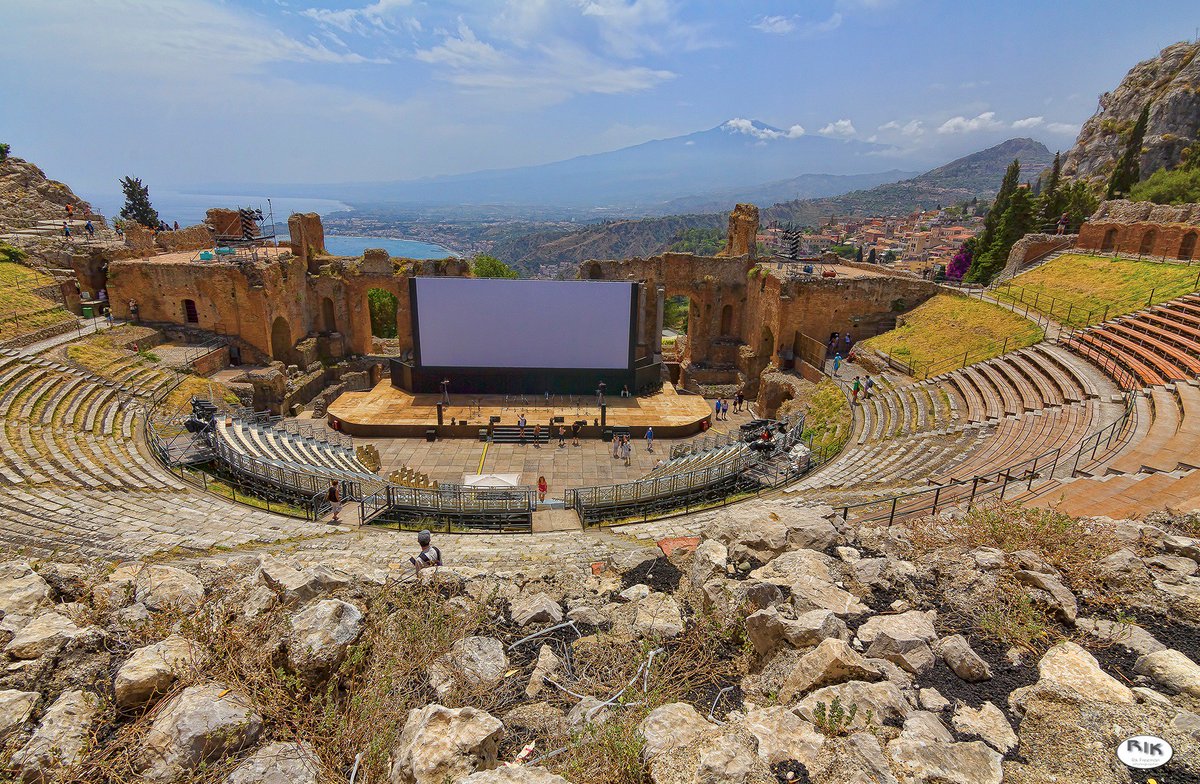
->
[270,316,291,362]
[1181,231,1198,261]
[1139,228,1156,256]
[1101,227,1118,253]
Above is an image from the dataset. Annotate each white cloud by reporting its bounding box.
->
[722,118,805,140]
[818,119,857,138]
[752,15,795,34]
[1046,122,1079,135]
[752,12,842,37]
[303,0,416,35]
[414,25,674,100]
[936,111,1003,134]
[1012,116,1044,129]
[580,0,714,57]
[879,119,923,137]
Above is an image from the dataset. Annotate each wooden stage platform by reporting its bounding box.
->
[326,381,713,438]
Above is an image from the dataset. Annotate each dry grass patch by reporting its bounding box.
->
[0,261,73,340]
[995,252,1200,327]
[861,293,1043,376]
[800,378,852,456]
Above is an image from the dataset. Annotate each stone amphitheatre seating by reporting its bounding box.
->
[0,345,324,559]
[1062,293,1200,386]
[786,343,1121,504]
[212,416,384,495]
[1017,293,1200,517]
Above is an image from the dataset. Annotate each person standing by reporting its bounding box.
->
[622,435,632,466]
[410,529,442,574]
[865,376,875,399]
[844,333,853,353]
[84,220,94,238]
[612,433,621,459]
[851,376,862,404]
[62,221,71,240]
[558,425,566,448]
[326,480,341,524]
[645,426,654,453]
[533,423,541,449]
[571,420,581,446]
[832,353,842,377]
[518,414,526,446]
[734,391,744,413]
[537,475,548,502]
[714,399,721,421]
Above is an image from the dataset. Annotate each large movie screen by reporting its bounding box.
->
[412,277,636,370]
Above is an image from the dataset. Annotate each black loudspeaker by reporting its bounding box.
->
[602,428,613,442]
[425,429,437,442]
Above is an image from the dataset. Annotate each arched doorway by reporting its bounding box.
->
[366,288,399,338]
[759,325,774,360]
[1180,232,1198,261]
[1139,229,1156,256]
[321,297,336,333]
[270,316,291,361]
[719,304,733,336]
[587,262,604,280]
[1101,227,1118,253]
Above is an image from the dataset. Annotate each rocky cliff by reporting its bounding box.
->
[0,156,96,232]
[1062,41,1200,184]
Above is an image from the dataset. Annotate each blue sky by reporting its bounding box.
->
[2,0,1195,193]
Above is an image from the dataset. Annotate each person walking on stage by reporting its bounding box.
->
[410,529,442,575]
[571,420,581,446]
[326,480,341,524]
[645,426,654,453]
[622,435,632,466]
[832,352,842,377]
[558,426,566,448]
[518,414,526,446]
[612,433,620,459]
[537,475,548,502]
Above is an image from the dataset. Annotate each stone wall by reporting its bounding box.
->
[106,215,472,367]
[1075,199,1200,260]
[718,203,759,259]
[1002,233,1078,279]
[288,212,326,271]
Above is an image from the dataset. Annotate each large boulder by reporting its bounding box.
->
[526,644,564,699]
[510,593,563,627]
[134,565,205,612]
[690,539,728,586]
[750,549,834,586]
[779,638,882,702]
[0,689,38,741]
[0,572,51,633]
[1133,648,1200,697]
[855,611,937,647]
[388,704,502,784]
[865,632,934,675]
[789,576,869,617]
[1009,641,1134,713]
[5,611,80,659]
[795,681,911,730]
[633,593,684,639]
[951,702,1017,753]
[138,683,263,783]
[1014,569,1078,624]
[34,563,91,602]
[745,607,848,655]
[114,634,205,709]
[744,706,824,768]
[932,635,992,682]
[227,742,321,784]
[287,599,364,677]
[887,737,1003,784]
[639,702,712,759]
[11,690,100,784]
[255,558,349,604]
[429,637,509,700]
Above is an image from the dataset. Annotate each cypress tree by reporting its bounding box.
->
[867,248,877,264]
[1107,103,1150,199]
[1037,152,1064,227]
[119,176,161,228]
[973,186,1035,283]
[967,159,1020,282]
[855,246,864,263]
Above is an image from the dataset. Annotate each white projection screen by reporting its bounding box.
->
[412,278,636,370]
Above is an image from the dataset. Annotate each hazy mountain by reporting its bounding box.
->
[644,169,918,216]
[490,138,1052,270]
[274,120,895,210]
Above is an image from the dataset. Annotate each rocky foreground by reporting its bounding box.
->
[0,501,1198,783]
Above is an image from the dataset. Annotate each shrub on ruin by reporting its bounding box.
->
[0,142,10,163]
